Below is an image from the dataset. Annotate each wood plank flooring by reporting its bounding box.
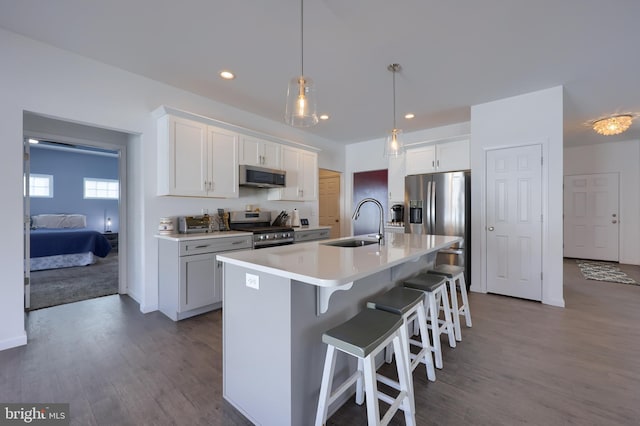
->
[1,259,639,425]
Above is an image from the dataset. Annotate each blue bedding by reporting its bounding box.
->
[30,228,112,258]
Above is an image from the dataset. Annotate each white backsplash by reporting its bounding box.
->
[156,186,318,228]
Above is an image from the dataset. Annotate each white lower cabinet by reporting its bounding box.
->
[158,235,252,321]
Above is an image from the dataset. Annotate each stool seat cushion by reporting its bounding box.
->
[428,264,464,278]
[322,309,402,358]
[366,287,425,315]
[403,273,446,292]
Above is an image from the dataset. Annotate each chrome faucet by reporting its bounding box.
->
[352,197,385,245]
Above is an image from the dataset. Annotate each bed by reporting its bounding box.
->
[29,214,112,271]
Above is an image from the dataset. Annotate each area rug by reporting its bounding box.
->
[576,259,638,285]
[29,253,118,310]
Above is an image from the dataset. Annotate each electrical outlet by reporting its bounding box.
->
[246,273,259,290]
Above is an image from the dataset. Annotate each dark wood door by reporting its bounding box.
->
[353,169,388,235]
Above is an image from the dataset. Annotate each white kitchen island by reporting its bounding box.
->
[217,232,461,426]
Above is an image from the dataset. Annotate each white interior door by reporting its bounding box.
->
[563,173,619,261]
[486,144,542,301]
[319,174,341,238]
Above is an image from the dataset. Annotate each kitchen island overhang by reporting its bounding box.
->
[218,233,462,426]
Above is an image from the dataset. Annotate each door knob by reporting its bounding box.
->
[612,220,618,224]
[488,226,494,231]
[612,213,617,217]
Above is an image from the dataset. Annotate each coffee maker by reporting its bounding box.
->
[390,204,404,223]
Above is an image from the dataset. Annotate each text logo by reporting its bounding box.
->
[1,404,69,425]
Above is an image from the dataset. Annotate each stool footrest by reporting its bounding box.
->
[328,370,361,407]
[380,390,408,426]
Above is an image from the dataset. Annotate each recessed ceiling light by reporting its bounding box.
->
[219,70,235,80]
[319,114,329,120]
[404,113,415,119]
[28,138,39,144]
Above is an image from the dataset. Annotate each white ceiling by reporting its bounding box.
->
[2,0,640,147]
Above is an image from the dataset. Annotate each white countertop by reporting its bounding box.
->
[217,233,461,287]
[154,230,252,241]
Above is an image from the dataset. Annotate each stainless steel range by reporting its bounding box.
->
[228,211,294,249]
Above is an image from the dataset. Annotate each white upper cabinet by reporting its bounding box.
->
[388,154,406,203]
[405,139,469,175]
[157,114,239,198]
[268,145,318,201]
[239,137,281,169]
[207,127,240,198]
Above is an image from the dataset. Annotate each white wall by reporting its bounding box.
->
[564,140,640,265]
[344,122,471,236]
[0,28,344,351]
[470,86,564,307]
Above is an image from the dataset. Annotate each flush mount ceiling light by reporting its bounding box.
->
[285,0,318,127]
[383,63,405,158]
[219,70,235,80]
[591,114,634,136]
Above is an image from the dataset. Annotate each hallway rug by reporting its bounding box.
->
[576,260,638,285]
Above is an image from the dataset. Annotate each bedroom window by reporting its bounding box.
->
[84,178,119,200]
[29,174,54,198]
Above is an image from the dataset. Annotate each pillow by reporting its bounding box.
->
[32,214,87,229]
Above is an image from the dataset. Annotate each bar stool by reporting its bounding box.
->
[403,273,456,369]
[315,309,416,426]
[366,286,436,383]
[428,264,472,342]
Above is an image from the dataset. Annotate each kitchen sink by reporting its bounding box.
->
[322,238,379,248]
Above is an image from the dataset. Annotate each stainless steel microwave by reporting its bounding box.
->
[239,165,286,188]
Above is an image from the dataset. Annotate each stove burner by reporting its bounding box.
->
[228,211,295,248]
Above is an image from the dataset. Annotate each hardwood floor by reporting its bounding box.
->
[1,260,639,425]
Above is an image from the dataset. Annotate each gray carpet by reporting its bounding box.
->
[29,253,119,310]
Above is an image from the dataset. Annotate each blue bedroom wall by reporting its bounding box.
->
[30,145,119,232]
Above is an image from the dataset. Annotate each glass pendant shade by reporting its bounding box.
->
[384,128,404,157]
[285,75,318,127]
[384,63,405,157]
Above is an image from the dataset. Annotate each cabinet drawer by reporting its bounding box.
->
[180,236,252,255]
[295,229,330,242]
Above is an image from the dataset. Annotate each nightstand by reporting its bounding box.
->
[103,232,119,252]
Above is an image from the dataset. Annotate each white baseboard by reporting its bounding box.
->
[542,297,565,308]
[139,303,158,314]
[0,331,27,352]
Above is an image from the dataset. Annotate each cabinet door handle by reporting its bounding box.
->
[232,241,244,245]
[432,160,435,168]
[194,245,210,249]
[436,159,440,168]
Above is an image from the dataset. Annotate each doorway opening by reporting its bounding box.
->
[23,112,129,311]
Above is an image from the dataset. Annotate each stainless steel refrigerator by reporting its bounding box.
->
[404,171,471,286]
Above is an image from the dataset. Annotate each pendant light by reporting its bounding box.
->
[285,0,318,127]
[384,63,405,157]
